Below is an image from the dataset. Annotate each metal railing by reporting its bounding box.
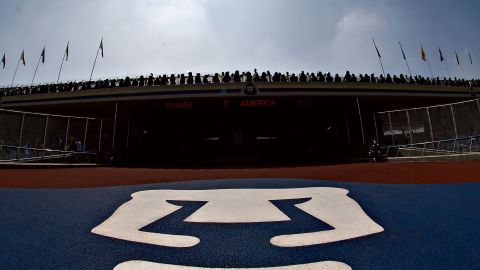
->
[381,135,480,158]
[0,144,99,163]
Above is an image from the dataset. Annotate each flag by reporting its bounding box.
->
[41,47,45,64]
[65,43,69,61]
[99,39,104,58]
[1,53,5,69]
[455,52,460,66]
[20,50,26,65]
[399,42,407,60]
[421,46,427,61]
[469,52,473,64]
[439,48,444,62]
[373,39,381,58]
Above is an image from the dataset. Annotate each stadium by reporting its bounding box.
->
[2,1,480,270]
[2,71,479,165]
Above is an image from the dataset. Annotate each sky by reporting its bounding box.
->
[0,0,479,87]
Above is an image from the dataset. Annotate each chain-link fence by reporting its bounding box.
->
[0,108,112,162]
[378,99,480,156]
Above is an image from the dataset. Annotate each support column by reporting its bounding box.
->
[406,110,413,145]
[476,99,480,125]
[373,114,379,143]
[344,111,351,144]
[126,114,131,148]
[450,105,458,151]
[388,112,394,145]
[83,119,89,152]
[64,117,71,151]
[112,102,119,149]
[426,108,434,142]
[43,115,49,148]
[450,105,458,138]
[17,113,26,160]
[98,119,103,151]
[356,97,365,144]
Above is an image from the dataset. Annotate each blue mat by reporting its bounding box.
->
[1,179,479,269]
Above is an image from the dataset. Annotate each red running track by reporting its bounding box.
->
[1,161,479,188]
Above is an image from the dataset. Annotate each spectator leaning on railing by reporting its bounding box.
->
[0,70,479,98]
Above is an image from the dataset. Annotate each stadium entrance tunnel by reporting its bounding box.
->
[7,95,464,165]
[112,97,372,165]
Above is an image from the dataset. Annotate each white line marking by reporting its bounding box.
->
[92,188,383,248]
[114,261,352,270]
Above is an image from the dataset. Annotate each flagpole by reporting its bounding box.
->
[468,52,474,80]
[372,39,385,77]
[31,53,42,86]
[89,37,103,81]
[399,41,412,77]
[57,41,68,84]
[426,59,434,79]
[457,51,467,79]
[459,62,467,80]
[443,61,451,78]
[10,54,22,87]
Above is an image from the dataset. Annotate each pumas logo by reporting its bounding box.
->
[244,83,258,95]
[92,188,384,269]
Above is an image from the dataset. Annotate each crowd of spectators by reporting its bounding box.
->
[1,69,479,97]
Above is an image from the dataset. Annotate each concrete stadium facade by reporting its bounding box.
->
[1,82,478,164]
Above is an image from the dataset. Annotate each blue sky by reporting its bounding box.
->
[0,0,479,86]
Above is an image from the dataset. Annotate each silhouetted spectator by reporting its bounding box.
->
[409,76,415,84]
[386,74,393,83]
[253,71,261,82]
[246,72,253,82]
[222,72,231,83]
[159,75,167,85]
[154,76,161,86]
[318,72,326,82]
[272,72,280,82]
[195,73,202,84]
[369,140,381,163]
[180,74,186,84]
[393,75,399,84]
[212,73,220,83]
[261,72,268,82]
[124,77,131,87]
[326,72,333,82]
[299,71,307,82]
[169,74,176,85]
[187,72,194,84]
[351,74,357,82]
[378,74,385,83]
[148,73,154,86]
[334,74,341,83]
[233,71,241,83]
[290,73,298,82]
[203,74,210,84]
[344,71,352,82]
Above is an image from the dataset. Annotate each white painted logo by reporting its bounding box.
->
[92,188,383,270]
